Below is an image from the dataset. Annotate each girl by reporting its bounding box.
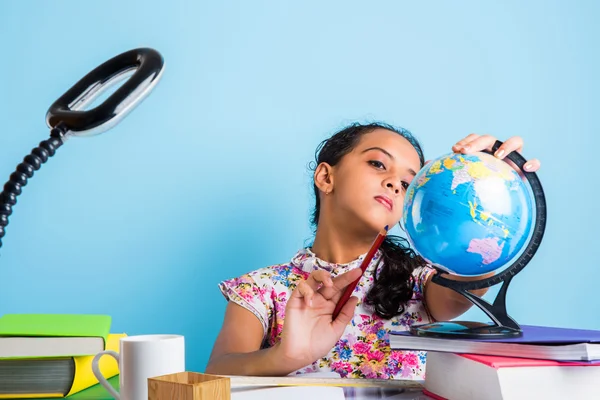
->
[205,122,541,380]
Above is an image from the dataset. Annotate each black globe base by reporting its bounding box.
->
[410,321,521,339]
[410,263,524,339]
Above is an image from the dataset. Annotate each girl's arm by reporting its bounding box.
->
[423,271,494,321]
[206,268,361,376]
[205,302,298,376]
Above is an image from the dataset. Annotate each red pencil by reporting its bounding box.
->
[331,225,389,320]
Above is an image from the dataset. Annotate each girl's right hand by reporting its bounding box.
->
[275,268,363,371]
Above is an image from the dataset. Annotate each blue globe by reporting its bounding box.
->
[402,152,533,276]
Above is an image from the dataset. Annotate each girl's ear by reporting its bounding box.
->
[314,162,334,195]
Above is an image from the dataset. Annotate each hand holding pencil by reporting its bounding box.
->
[275,226,389,373]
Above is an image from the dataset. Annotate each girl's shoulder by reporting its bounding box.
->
[244,261,309,288]
[221,249,312,292]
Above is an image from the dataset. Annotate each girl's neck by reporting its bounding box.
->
[310,222,376,264]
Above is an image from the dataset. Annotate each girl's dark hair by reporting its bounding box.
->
[309,122,427,319]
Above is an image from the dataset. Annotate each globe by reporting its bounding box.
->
[402,151,534,276]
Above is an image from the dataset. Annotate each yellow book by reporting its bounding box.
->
[0,333,125,399]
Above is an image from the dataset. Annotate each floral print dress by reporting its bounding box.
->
[218,248,436,380]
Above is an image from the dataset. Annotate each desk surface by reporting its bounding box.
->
[35,376,432,400]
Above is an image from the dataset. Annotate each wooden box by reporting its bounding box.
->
[148,371,231,400]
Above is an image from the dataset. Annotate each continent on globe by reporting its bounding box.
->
[467,237,505,265]
[451,168,472,190]
[426,154,518,191]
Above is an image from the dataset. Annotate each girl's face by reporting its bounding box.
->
[320,129,422,234]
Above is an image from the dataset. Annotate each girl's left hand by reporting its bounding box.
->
[452,134,541,172]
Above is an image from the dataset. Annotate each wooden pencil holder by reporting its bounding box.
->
[148,371,231,400]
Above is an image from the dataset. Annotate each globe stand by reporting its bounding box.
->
[409,141,547,339]
[410,270,522,339]
[0,48,164,250]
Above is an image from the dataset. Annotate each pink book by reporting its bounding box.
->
[459,353,600,367]
[423,352,600,400]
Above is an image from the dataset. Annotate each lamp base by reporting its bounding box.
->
[409,320,522,339]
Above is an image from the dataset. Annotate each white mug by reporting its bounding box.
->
[92,334,185,400]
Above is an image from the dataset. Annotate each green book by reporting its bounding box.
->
[0,314,111,359]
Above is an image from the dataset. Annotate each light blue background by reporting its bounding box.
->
[1,1,598,372]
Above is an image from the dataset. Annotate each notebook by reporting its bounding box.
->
[423,351,600,400]
[230,371,416,400]
[389,324,600,361]
[231,385,345,400]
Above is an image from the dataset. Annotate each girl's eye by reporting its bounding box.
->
[402,181,410,190]
[369,160,386,170]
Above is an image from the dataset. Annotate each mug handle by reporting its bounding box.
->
[92,350,121,400]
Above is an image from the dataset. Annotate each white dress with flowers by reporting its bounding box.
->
[219,248,436,380]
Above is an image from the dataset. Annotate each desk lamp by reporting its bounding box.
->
[0,48,164,250]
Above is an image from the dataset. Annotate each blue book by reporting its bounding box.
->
[389,324,600,361]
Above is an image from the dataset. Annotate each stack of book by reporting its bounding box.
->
[0,313,126,398]
[389,324,600,399]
